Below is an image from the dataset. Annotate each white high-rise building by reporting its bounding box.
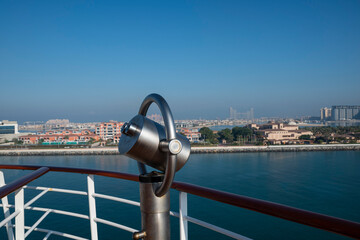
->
[331,106,360,121]
[0,120,19,134]
[320,107,332,121]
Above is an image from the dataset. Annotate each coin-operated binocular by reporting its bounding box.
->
[118,93,191,240]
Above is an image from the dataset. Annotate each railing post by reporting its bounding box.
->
[179,192,188,240]
[14,188,24,240]
[87,175,98,240]
[0,171,15,240]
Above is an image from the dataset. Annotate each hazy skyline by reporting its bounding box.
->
[1,1,360,123]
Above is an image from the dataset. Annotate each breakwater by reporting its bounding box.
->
[191,144,360,153]
[0,144,359,156]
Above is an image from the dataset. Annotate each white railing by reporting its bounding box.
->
[0,170,250,240]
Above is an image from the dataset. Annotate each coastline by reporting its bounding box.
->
[191,144,360,153]
[0,144,359,156]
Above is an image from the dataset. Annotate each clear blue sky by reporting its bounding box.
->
[1,0,359,123]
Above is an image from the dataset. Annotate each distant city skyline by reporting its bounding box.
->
[1,1,360,122]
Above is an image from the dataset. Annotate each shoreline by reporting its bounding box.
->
[0,144,359,156]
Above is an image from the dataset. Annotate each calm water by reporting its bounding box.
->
[0,151,359,240]
[209,125,244,131]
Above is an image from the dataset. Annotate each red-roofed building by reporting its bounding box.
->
[178,128,201,142]
[96,122,124,140]
[19,132,100,145]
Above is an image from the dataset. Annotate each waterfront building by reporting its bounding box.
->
[0,120,31,143]
[0,120,19,134]
[42,129,93,136]
[19,135,40,144]
[95,122,124,140]
[176,126,201,142]
[320,107,332,121]
[251,122,313,144]
[331,106,360,121]
[19,132,100,144]
[179,128,201,142]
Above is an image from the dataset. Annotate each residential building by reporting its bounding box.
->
[331,106,360,121]
[251,122,313,144]
[178,128,201,142]
[42,129,93,136]
[19,131,100,145]
[96,122,124,140]
[320,107,332,121]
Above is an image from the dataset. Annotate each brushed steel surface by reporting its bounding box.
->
[138,93,184,197]
[140,181,170,240]
[119,115,190,172]
[118,93,191,197]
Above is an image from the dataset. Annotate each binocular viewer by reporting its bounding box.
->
[119,114,191,172]
[118,93,191,197]
[118,93,191,240]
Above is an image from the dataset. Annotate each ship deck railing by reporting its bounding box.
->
[0,165,359,240]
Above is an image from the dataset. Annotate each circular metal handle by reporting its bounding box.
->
[138,93,177,197]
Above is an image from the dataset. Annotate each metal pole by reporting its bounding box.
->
[135,172,170,240]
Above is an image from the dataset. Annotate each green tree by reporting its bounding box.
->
[199,127,215,143]
[212,135,219,144]
[314,136,327,144]
[12,138,23,145]
[299,135,311,140]
[88,138,95,144]
[232,127,252,141]
[218,128,233,143]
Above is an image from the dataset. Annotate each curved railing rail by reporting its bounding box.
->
[0,164,359,240]
[171,182,360,239]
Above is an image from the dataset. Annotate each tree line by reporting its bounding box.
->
[303,126,360,136]
[199,126,261,145]
[304,126,360,144]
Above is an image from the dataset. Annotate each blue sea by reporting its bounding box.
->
[210,125,244,131]
[0,151,359,239]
